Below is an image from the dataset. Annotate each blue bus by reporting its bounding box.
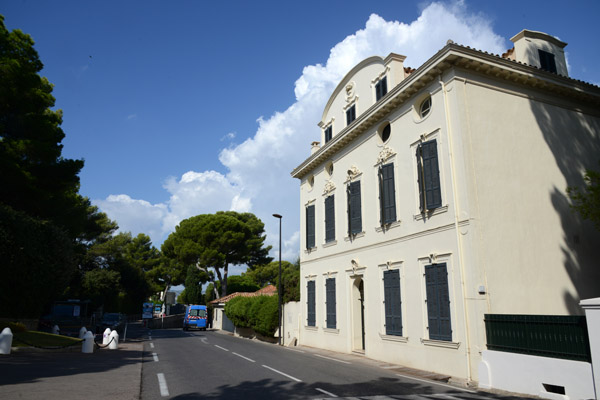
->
[183,305,207,331]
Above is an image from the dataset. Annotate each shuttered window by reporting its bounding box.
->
[416,139,442,211]
[378,163,396,225]
[383,269,402,336]
[325,195,335,242]
[347,181,362,235]
[324,126,332,143]
[306,205,315,249]
[307,281,316,326]
[425,263,452,341]
[538,49,557,73]
[346,104,356,125]
[375,76,388,101]
[326,278,336,329]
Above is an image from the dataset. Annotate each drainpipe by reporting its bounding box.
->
[439,74,473,383]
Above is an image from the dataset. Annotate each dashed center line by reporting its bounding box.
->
[152,353,159,362]
[215,345,229,352]
[316,388,338,397]
[262,365,302,382]
[233,352,255,362]
[150,343,154,349]
[314,354,351,364]
[157,373,169,397]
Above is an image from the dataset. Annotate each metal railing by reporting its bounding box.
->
[484,314,591,362]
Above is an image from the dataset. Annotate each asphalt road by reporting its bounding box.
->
[140,328,533,400]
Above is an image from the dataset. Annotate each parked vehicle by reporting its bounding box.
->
[100,313,126,334]
[183,305,207,331]
[39,299,92,337]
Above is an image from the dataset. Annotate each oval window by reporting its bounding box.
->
[381,124,391,142]
[419,96,432,118]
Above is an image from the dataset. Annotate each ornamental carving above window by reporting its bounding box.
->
[323,180,336,196]
[376,146,396,165]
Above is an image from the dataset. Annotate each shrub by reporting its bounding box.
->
[224,295,279,336]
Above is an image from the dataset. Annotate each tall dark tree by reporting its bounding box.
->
[0,16,118,318]
[163,211,272,297]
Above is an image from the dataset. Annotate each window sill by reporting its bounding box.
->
[323,328,339,334]
[344,231,365,242]
[305,325,318,331]
[375,220,401,233]
[304,247,318,255]
[421,338,460,349]
[379,333,408,343]
[323,240,337,248]
[413,205,449,221]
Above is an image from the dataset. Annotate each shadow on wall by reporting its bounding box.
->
[530,98,600,314]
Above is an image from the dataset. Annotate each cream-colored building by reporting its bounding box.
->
[291,30,600,384]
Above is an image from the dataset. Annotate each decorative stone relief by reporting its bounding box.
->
[345,81,355,102]
[345,165,361,183]
[376,146,396,165]
[323,180,336,196]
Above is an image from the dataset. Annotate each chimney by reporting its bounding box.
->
[311,141,321,155]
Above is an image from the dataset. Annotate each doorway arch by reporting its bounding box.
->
[351,276,365,352]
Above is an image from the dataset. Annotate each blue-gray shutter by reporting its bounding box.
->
[425,263,451,341]
[325,126,332,143]
[325,195,335,242]
[346,105,356,125]
[348,181,362,234]
[307,281,315,326]
[382,163,396,224]
[383,270,402,336]
[326,278,336,329]
[417,140,441,211]
[306,205,315,249]
[376,76,388,101]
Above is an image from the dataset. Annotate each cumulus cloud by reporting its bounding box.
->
[95,1,505,262]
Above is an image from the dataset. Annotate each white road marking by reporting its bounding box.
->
[215,345,229,352]
[284,348,305,353]
[314,354,351,364]
[233,352,255,362]
[157,373,169,397]
[262,365,303,382]
[152,353,159,362]
[150,343,154,349]
[200,337,209,344]
[316,388,338,397]
[395,374,477,393]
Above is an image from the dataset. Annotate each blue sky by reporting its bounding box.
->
[3,0,600,266]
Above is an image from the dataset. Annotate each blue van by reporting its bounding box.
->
[183,305,207,331]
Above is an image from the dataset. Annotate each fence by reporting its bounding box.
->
[484,314,591,362]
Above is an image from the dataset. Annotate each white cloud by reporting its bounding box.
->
[95,1,505,263]
[221,132,236,141]
[127,113,137,120]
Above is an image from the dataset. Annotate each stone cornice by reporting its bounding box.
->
[291,43,600,180]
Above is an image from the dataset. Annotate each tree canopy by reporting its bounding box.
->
[568,163,600,230]
[162,211,272,297]
[0,16,119,318]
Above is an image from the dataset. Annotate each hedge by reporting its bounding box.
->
[225,295,278,337]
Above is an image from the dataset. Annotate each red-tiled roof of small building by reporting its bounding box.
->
[209,284,277,305]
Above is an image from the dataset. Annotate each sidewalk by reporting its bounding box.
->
[0,325,145,400]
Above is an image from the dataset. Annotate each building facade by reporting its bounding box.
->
[291,30,600,383]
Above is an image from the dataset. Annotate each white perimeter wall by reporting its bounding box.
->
[479,350,594,400]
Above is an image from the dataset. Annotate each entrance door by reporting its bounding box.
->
[352,277,365,351]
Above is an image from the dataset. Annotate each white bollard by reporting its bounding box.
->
[102,328,111,345]
[82,331,94,354]
[108,330,119,350]
[52,325,60,335]
[78,327,87,339]
[0,327,13,355]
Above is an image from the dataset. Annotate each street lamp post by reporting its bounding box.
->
[273,213,283,346]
